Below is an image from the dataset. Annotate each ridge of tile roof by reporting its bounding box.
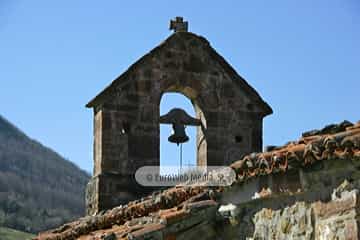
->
[230,120,360,181]
[35,120,360,240]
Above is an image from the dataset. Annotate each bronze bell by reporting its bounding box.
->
[159,108,201,146]
[168,123,189,145]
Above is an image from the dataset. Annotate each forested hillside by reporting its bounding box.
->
[0,115,90,233]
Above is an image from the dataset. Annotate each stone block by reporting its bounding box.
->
[86,31,272,215]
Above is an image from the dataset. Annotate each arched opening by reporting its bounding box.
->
[160,93,197,175]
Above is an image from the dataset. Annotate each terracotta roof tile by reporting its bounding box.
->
[35,120,360,240]
[130,223,165,238]
[159,208,188,224]
[230,120,360,182]
[35,186,212,240]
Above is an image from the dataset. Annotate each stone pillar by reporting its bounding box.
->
[86,107,159,215]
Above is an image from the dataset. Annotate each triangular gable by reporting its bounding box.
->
[86,32,272,116]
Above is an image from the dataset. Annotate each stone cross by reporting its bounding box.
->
[169,17,188,32]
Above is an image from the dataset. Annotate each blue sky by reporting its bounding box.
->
[0,1,359,173]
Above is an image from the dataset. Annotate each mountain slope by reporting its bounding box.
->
[0,227,35,240]
[0,115,90,233]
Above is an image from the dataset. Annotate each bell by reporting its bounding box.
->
[160,108,200,146]
[168,123,189,145]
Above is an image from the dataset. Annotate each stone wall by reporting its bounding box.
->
[217,180,360,240]
[36,121,360,239]
[36,153,360,240]
[85,31,272,215]
[215,156,360,240]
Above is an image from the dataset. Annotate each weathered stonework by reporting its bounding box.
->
[232,189,358,240]
[85,31,272,215]
[252,202,314,239]
[35,121,360,239]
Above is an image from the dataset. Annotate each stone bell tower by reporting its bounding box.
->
[85,17,272,215]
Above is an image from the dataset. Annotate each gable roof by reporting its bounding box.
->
[35,120,360,239]
[86,32,272,116]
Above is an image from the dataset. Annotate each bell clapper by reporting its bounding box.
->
[159,108,201,174]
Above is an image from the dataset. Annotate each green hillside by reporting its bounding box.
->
[0,227,35,240]
[0,115,90,233]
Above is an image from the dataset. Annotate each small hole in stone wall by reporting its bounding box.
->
[235,135,243,143]
[122,122,130,134]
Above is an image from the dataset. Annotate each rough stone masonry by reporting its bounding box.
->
[35,18,360,240]
[84,17,272,215]
[36,120,360,240]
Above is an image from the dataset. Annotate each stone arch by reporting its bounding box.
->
[159,92,197,171]
[85,31,272,215]
[158,88,208,167]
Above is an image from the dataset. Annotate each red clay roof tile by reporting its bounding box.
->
[35,120,360,240]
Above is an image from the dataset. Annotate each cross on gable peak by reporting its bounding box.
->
[169,16,188,32]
